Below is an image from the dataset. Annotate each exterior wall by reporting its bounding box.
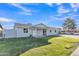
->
[15,27,32,37]
[37,29,43,37]
[32,29,46,37]
[47,28,59,36]
[2,26,59,38]
[32,29,37,37]
[0,28,3,38]
[3,28,59,38]
[32,29,43,37]
[32,28,59,37]
[3,29,16,38]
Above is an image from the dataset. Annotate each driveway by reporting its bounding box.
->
[60,34,79,38]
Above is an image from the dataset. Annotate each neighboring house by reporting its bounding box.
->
[0,24,3,38]
[75,28,79,33]
[3,23,60,38]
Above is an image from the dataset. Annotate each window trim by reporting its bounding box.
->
[55,30,56,32]
[50,30,52,32]
[23,28,28,33]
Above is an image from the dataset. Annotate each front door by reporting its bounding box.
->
[43,29,46,36]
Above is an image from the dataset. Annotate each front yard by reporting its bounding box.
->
[0,36,79,56]
[0,37,48,56]
[20,37,79,56]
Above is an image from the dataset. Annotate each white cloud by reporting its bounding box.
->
[67,13,79,17]
[50,16,64,21]
[55,17,68,21]
[55,14,62,17]
[70,3,79,12]
[74,9,78,12]
[0,17,16,22]
[9,3,32,16]
[39,16,64,25]
[70,3,79,8]
[0,17,16,29]
[49,15,73,21]
[45,3,53,7]
[46,3,62,7]
[10,3,31,12]
[56,3,62,5]
[19,12,32,16]
[58,6,70,14]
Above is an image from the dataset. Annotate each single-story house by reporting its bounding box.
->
[2,23,60,38]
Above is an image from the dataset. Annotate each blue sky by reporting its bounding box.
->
[0,3,79,29]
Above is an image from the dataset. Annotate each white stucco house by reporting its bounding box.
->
[2,23,60,38]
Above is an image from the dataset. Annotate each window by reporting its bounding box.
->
[55,30,56,32]
[50,30,52,32]
[23,28,28,33]
[43,29,46,35]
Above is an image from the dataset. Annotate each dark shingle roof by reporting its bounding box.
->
[14,23,32,28]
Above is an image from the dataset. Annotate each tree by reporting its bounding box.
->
[63,17,77,32]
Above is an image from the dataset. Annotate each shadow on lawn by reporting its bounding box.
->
[18,36,61,56]
[17,36,57,56]
[0,35,60,56]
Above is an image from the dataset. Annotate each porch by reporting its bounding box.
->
[32,28,47,37]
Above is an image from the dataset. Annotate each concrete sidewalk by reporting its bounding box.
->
[71,47,79,56]
[60,34,79,38]
[61,34,79,56]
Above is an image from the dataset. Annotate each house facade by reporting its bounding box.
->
[0,24,3,38]
[3,23,60,38]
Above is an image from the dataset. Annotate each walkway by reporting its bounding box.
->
[60,34,79,38]
[71,47,79,56]
[61,34,79,56]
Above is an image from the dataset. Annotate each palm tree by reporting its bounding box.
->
[63,17,77,33]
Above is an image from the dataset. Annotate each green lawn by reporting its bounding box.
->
[0,36,79,56]
[20,37,79,56]
[0,37,48,56]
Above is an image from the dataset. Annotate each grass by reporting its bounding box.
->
[0,37,48,56]
[20,37,79,56]
[0,36,79,56]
